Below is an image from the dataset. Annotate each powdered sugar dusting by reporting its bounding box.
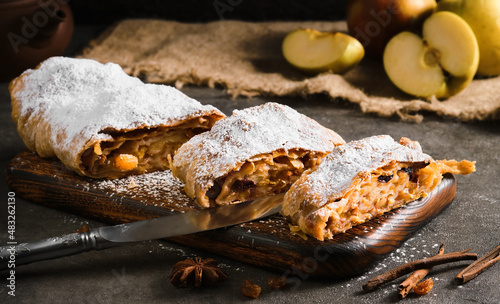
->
[286,135,432,208]
[12,57,223,171]
[172,102,344,194]
[96,170,195,211]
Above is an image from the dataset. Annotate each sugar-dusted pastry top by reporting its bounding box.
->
[283,135,432,210]
[171,102,345,202]
[281,135,476,240]
[10,57,224,175]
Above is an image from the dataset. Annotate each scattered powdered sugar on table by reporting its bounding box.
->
[335,233,443,290]
[157,243,188,257]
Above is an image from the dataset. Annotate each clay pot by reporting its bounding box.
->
[0,0,74,82]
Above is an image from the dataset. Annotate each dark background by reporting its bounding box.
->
[68,0,349,25]
[2,1,500,304]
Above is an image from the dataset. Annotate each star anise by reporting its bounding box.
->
[169,257,228,288]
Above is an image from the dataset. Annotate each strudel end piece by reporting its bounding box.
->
[281,135,475,241]
[10,57,225,179]
[171,102,345,208]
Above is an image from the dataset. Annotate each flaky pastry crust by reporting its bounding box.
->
[281,135,476,241]
[10,57,225,178]
[171,102,345,208]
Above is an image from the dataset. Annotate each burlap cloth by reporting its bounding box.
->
[81,19,500,122]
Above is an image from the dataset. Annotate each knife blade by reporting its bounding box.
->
[0,193,284,271]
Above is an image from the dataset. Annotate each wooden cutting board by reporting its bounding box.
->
[6,151,457,278]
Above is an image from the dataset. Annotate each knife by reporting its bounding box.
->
[0,194,284,271]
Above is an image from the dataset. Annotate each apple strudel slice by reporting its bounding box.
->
[281,135,475,241]
[10,57,225,179]
[171,102,345,208]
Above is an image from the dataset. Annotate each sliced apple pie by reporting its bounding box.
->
[171,102,345,208]
[281,135,475,241]
[10,57,225,179]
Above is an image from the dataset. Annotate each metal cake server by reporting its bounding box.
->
[0,194,284,271]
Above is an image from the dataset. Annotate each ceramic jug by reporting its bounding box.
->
[0,0,74,82]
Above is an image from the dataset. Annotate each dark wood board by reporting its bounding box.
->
[6,151,457,278]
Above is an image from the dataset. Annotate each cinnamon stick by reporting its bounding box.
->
[398,244,445,299]
[363,250,477,292]
[456,243,500,284]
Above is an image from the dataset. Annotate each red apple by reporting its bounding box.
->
[346,0,437,59]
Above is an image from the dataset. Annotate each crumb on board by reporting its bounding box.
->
[288,224,308,240]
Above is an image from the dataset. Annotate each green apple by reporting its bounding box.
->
[383,11,479,99]
[346,0,437,59]
[438,0,500,76]
[282,29,365,74]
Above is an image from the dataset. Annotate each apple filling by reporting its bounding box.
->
[81,118,215,179]
[203,150,323,207]
[301,159,475,240]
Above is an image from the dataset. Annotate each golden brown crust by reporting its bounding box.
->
[281,135,475,241]
[171,102,345,208]
[10,57,225,179]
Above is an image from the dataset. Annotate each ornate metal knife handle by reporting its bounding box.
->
[0,229,117,271]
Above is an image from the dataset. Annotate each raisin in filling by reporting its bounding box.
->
[232,179,257,191]
[399,166,417,182]
[377,175,394,183]
[206,182,222,199]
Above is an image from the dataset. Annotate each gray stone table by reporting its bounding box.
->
[0,26,499,304]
